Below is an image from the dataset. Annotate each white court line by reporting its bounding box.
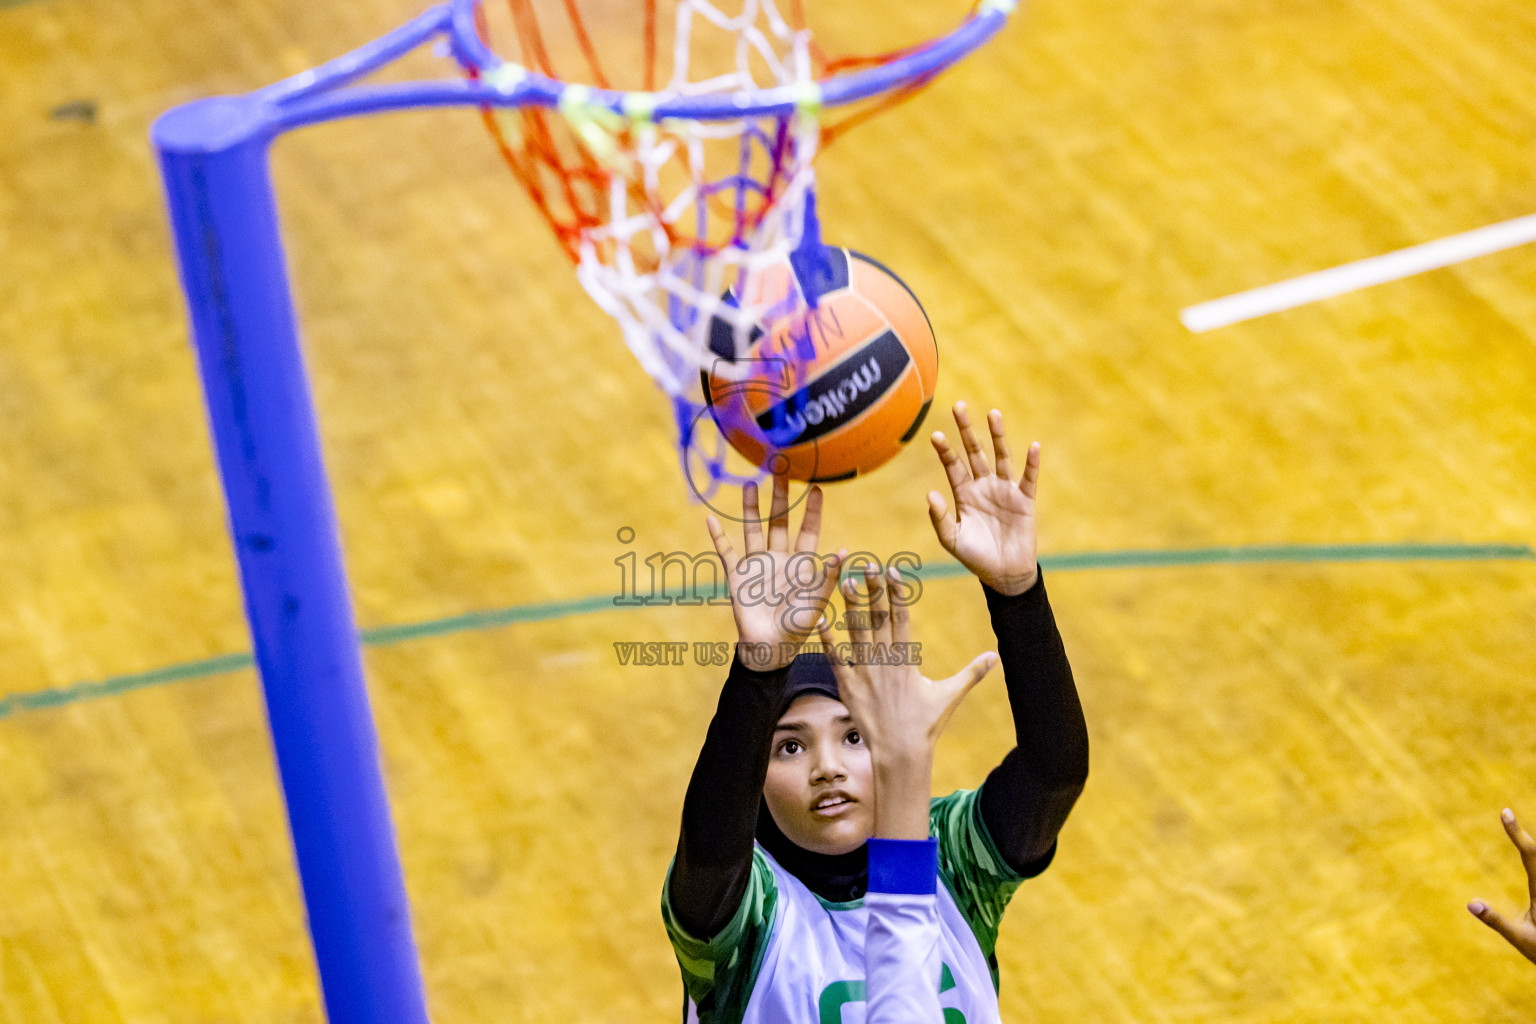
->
[1181,212,1536,332]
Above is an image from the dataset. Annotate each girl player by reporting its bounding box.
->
[664,403,1090,1023]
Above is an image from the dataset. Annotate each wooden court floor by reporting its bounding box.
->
[2,0,1535,1019]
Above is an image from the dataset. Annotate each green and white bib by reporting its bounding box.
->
[663,789,1028,1024]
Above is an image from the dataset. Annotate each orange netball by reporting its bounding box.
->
[703,247,939,482]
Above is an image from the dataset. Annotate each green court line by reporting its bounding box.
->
[0,652,256,719]
[1044,541,1536,571]
[2,541,1530,721]
[358,594,623,645]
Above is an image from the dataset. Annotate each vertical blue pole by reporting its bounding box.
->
[153,96,430,1024]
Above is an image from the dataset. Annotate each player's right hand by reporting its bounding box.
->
[706,472,844,672]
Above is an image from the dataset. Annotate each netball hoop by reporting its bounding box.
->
[152,0,1019,1019]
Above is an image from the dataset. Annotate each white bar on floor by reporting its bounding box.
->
[1181,212,1536,332]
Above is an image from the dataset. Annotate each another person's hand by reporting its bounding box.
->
[818,564,996,839]
[927,402,1041,596]
[1468,807,1536,964]
[707,473,844,671]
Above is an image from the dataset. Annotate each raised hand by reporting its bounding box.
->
[707,473,844,671]
[1469,807,1536,964]
[817,565,996,839]
[927,402,1041,596]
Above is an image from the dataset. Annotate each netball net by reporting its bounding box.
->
[467,0,1016,495]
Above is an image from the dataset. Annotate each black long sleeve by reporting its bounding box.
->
[977,570,1090,876]
[668,654,789,939]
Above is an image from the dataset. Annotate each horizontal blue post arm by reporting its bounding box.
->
[151,2,1011,145]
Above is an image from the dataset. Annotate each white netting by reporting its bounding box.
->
[563,0,823,396]
[474,0,845,494]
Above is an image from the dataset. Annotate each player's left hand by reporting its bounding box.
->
[817,564,996,841]
[1469,807,1536,964]
[926,402,1040,596]
[817,563,996,763]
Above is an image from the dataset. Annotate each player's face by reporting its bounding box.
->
[762,695,875,856]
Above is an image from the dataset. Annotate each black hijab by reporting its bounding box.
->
[755,652,869,903]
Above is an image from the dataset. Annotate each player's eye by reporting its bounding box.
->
[846,730,862,746]
[779,739,802,756]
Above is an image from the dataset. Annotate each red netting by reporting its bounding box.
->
[471,0,938,267]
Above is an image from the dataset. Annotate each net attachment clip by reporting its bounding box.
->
[483,62,527,95]
[559,85,662,169]
[790,81,824,120]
